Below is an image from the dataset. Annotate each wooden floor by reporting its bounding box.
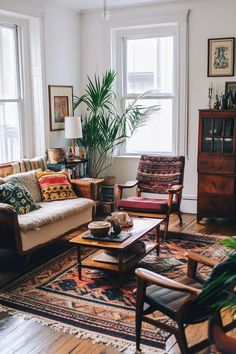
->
[0,214,235,354]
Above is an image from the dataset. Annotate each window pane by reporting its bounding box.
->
[0,102,21,162]
[126,99,173,154]
[126,36,173,95]
[0,25,19,99]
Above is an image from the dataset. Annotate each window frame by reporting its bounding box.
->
[0,22,24,162]
[121,30,178,156]
[0,12,46,162]
[111,12,189,157]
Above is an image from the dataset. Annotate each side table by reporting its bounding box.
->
[71,178,104,206]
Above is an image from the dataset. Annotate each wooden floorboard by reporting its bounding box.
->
[0,213,236,353]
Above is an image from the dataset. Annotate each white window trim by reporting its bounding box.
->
[121,28,177,156]
[109,9,190,157]
[0,11,47,160]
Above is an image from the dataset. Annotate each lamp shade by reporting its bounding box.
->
[65,116,82,139]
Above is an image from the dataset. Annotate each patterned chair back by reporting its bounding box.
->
[137,155,185,194]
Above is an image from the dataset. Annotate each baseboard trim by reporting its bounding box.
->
[181,194,197,214]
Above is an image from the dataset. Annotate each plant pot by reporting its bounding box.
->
[209,315,236,353]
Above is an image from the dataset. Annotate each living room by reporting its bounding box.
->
[0,0,236,353]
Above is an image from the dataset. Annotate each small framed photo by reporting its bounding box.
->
[225,81,236,108]
[48,85,73,131]
[208,37,235,77]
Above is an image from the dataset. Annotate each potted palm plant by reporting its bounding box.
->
[200,237,236,353]
[73,70,157,178]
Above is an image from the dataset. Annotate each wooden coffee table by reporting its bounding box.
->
[70,218,163,284]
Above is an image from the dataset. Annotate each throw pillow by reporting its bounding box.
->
[0,179,39,215]
[36,170,77,202]
[5,169,42,202]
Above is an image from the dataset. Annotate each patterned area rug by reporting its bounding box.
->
[0,237,228,353]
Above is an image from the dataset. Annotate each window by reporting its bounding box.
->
[124,34,175,154]
[0,14,46,163]
[113,22,182,156]
[0,24,22,162]
[110,10,189,155]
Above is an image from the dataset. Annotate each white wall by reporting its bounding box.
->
[80,0,236,213]
[44,5,80,148]
[0,0,81,150]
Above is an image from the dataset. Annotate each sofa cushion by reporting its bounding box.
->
[0,179,39,215]
[5,169,42,202]
[36,170,76,202]
[118,196,179,213]
[18,198,94,232]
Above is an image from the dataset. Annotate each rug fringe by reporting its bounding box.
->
[0,304,165,353]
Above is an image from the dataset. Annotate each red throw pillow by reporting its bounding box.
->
[36,170,77,202]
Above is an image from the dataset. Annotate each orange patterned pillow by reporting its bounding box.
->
[36,170,77,202]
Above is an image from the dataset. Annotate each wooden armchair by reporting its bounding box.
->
[116,155,185,239]
[135,252,235,354]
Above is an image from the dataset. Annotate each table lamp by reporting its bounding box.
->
[65,116,82,157]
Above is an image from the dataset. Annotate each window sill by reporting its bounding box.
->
[117,155,141,159]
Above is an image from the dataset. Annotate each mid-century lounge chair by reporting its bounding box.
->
[116,155,185,239]
[135,251,236,354]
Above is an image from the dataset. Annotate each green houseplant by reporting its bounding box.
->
[73,70,157,178]
[200,237,236,353]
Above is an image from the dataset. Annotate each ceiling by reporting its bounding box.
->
[27,0,185,12]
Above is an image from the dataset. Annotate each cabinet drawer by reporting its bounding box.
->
[198,156,235,174]
[198,175,235,194]
[198,195,235,216]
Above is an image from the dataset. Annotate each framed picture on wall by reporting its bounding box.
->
[48,85,73,131]
[208,37,235,77]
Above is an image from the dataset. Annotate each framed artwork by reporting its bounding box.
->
[225,81,236,108]
[48,85,73,131]
[208,37,235,77]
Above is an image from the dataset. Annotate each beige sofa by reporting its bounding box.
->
[0,158,94,254]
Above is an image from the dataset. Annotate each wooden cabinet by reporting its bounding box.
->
[197,110,236,222]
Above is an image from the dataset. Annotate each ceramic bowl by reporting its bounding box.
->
[88,221,111,237]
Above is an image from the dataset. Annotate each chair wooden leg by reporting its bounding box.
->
[177,211,183,226]
[163,215,170,240]
[176,323,189,354]
[135,278,146,351]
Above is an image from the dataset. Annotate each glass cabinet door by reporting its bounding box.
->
[202,118,213,152]
[202,116,235,154]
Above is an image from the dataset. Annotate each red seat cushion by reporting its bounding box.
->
[118,197,179,214]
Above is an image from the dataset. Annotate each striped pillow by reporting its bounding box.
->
[36,170,77,202]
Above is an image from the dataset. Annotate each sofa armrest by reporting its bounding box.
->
[0,203,22,252]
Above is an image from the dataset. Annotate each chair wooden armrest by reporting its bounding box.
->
[115,180,138,200]
[187,252,218,278]
[135,268,201,295]
[116,180,138,189]
[167,184,184,194]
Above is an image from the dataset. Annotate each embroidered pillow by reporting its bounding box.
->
[36,170,77,202]
[0,179,39,215]
[4,169,42,202]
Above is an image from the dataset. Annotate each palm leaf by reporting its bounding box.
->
[75,70,159,177]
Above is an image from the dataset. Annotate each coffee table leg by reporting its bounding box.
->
[155,225,160,256]
[118,252,124,285]
[76,245,82,280]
